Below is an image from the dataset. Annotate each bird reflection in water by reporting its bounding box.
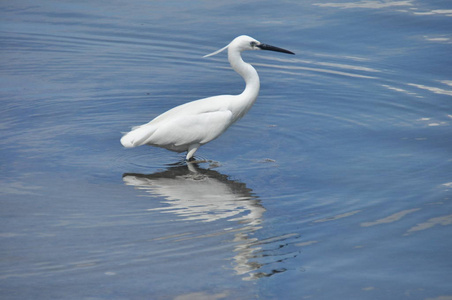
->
[123,162,293,280]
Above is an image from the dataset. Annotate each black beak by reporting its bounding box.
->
[257,43,294,55]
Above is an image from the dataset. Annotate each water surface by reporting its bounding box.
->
[1,0,451,299]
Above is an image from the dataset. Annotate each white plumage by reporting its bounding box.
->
[120,35,294,160]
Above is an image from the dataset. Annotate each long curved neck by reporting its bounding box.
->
[228,50,260,120]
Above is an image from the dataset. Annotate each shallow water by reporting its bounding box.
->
[1,0,451,299]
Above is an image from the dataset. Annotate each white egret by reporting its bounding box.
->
[120,35,294,160]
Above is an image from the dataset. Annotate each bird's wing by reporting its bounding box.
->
[143,109,234,147]
[148,95,231,125]
[121,95,235,148]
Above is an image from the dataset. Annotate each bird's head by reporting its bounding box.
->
[204,35,294,58]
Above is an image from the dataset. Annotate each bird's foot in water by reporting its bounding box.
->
[187,157,208,164]
[187,157,221,168]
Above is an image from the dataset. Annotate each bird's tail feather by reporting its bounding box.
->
[120,125,156,148]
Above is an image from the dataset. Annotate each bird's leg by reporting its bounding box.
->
[186,143,200,161]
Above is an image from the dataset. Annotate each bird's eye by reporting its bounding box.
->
[250,41,257,48]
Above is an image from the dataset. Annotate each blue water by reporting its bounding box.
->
[1,1,451,299]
